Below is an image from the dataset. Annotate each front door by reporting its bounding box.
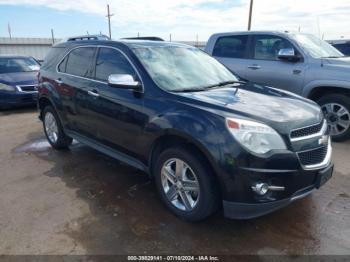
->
[244,34,306,95]
[87,47,146,159]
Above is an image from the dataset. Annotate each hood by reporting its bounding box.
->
[176,82,322,133]
[322,56,350,71]
[0,71,38,86]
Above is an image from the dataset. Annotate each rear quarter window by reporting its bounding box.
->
[64,47,95,77]
[41,47,66,71]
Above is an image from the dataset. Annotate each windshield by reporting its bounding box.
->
[132,45,238,91]
[0,57,40,74]
[292,34,344,58]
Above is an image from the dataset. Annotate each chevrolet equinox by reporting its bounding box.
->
[37,38,333,221]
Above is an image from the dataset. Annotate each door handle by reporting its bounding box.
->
[88,90,100,97]
[248,65,261,70]
[55,78,63,85]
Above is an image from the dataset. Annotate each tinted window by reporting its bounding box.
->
[65,47,95,77]
[95,48,136,82]
[332,43,350,56]
[213,35,248,58]
[253,35,294,60]
[41,47,65,71]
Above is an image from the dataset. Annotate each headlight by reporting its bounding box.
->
[226,118,286,154]
[0,83,16,92]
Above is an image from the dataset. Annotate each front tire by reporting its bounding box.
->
[154,147,219,222]
[43,106,72,149]
[317,94,350,142]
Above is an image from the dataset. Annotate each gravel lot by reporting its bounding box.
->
[0,107,349,255]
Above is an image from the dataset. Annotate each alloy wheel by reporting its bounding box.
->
[322,103,350,136]
[161,158,200,211]
[44,112,59,143]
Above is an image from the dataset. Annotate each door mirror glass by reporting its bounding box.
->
[278,48,299,61]
[108,74,141,89]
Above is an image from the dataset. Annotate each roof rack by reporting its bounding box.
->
[66,34,110,42]
[121,36,164,41]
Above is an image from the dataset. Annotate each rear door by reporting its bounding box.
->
[211,34,250,79]
[56,46,98,138]
[244,34,306,94]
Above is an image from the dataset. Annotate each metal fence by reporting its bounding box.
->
[0,37,207,61]
[0,37,55,61]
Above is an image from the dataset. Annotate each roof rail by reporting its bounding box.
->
[121,36,164,41]
[66,34,110,42]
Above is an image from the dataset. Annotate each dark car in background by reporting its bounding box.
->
[328,40,350,56]
[37,39,333,221]
[0,55,40,109]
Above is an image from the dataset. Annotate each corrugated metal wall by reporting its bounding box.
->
[0,37,56,61]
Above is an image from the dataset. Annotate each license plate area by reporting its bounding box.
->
[316,164,333,188]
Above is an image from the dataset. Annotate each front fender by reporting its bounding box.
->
[146,109,228,175]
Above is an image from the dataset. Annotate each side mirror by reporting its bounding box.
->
[108,74,141,90]
[278,48,299,62]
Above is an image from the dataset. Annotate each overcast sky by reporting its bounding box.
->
[0,0,349,40]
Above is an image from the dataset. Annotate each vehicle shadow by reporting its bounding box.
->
[0,105,37,116]
[15,134,321,255]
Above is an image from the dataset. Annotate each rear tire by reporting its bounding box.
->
[154,146,219,222]
[317,94,350,142]
[42,106,72,149]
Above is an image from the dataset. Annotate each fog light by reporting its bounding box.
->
[252,183,269,195]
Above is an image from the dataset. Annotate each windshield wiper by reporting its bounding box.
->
[170,80,246,93]
[171,87,207,93]
[201,80,246,90]
[321,56,344,58]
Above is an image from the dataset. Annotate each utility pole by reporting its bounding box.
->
[8,22,12,39]
[106,4,114,39]
[169,33,172,42]
[247,0,254,31]
[51,29,55,44]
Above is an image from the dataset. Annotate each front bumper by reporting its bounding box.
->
[223,163,334,219]
[0,92,38,108]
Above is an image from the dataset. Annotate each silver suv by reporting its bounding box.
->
[205,31,350,141]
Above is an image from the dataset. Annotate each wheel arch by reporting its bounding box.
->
[38,96,55,120]
[308,86,350,101]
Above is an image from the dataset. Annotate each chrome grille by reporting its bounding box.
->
[17,85,37,92]
[297,137,331,170]
[290,120,327,142]
[298,145,328,166]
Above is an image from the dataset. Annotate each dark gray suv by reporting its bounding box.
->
[205,31,350,141]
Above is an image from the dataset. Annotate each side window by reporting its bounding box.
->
[58,55,68,73]
[64,47,95,77]
[253,35,294,60]
[212,35,248,58]
[95,47,136,82]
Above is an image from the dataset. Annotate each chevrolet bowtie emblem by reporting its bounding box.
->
[318,135,328,146]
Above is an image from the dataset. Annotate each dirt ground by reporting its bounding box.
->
[0,107,349,255]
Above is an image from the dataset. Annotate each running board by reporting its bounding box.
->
[65,130,148,172]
